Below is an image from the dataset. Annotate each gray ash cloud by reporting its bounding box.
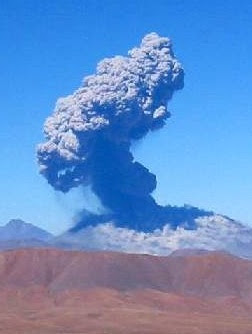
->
[37,33,185,231]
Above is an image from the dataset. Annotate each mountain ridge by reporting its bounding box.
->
[1,210,252,260]
[0,219,53,241]
[0,248,252,334]
[0,248,250,296]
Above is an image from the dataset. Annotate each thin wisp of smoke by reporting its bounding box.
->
[37,33,184,230]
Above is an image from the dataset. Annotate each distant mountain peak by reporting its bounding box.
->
[7,219,31,228]
[0,219,53,242]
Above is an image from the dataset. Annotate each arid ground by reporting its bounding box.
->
[0,249,252,334]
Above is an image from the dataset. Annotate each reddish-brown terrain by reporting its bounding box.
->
[0,248,252,333]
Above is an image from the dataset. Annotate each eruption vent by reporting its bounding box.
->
[37,33,184,231]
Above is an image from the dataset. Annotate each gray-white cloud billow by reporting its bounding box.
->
[57,215,252,259]
[37,33,185,231]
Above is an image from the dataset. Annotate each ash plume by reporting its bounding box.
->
[37,33,184,231]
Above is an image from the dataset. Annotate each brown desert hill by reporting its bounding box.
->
[1,248,252,297]
[1,248,252,334]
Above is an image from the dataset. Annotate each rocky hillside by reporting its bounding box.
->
[0,248,252,333]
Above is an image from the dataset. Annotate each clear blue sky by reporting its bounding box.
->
[1,0,251,234]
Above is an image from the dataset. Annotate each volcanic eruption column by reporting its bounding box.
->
[37,33,184,230]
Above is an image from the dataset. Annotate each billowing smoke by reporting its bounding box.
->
[57,215,252,259]
[37,33,184,231]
